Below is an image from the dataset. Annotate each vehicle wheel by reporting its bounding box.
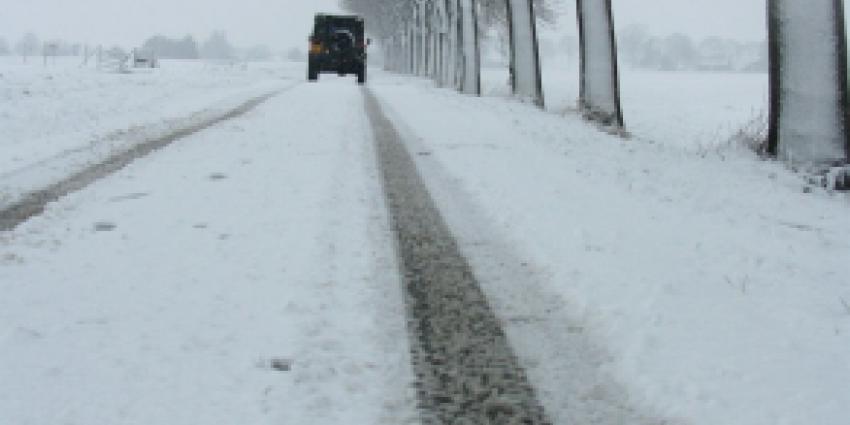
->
[357,66,366,85]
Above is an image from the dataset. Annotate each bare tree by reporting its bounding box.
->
[201,31,235,61]
[16,33,40,63]
[477,0,558,29]
[142,35,200,59]
[342,0,552,102]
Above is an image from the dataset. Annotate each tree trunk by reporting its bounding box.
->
[767,0,849,167]
[506,0,544,107]
[445,0,459,89]
[576,0,623,128]
[459,0,481,95]
[409,25,416,74]
[429,2,439,80]
[452,0,464,89]
[419,1,429,76]
[397,36,405,73]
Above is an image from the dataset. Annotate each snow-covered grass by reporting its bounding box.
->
[0,58,300,206]
[371,70,849,425]
[483,61,769,152]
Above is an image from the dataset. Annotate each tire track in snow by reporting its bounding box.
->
[0,87,289,231]
[364,88,552,425]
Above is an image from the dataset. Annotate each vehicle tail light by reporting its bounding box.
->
[310,43,323,54]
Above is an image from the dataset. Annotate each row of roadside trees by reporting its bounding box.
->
[342,0,622,124]
[342,0,849,187]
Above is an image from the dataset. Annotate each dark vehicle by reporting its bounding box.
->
[308,14,368,84]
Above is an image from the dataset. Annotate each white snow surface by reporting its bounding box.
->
[370,72,850,425]
[1,58,848,425]
[0,58,292,207]
[484,64,769,151]
[0,74,418,425]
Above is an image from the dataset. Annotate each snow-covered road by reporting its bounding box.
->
[0,78,417,425]
[1,65,848,425]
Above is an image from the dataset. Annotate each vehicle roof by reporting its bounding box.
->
[315,13,363,21]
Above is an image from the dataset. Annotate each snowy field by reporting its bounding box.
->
[0,58,297,207]
[483,61,769,151]
[1,57,769,207]
[1,59,847,425]
[374,72,848,425]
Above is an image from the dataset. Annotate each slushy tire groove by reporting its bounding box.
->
[364,89,552,425]
[0,90,283,231]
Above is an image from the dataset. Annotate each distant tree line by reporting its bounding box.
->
[617,24,767,72]
[142,31,273,61]
[0,34,74,58]
[0,31,274,62]
[142,35,200,59]
[0,33,122,61]
[9,33,90,63]
[0,25,767,72]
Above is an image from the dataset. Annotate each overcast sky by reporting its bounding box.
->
[0,0,778,50]
[0,0,343,50]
